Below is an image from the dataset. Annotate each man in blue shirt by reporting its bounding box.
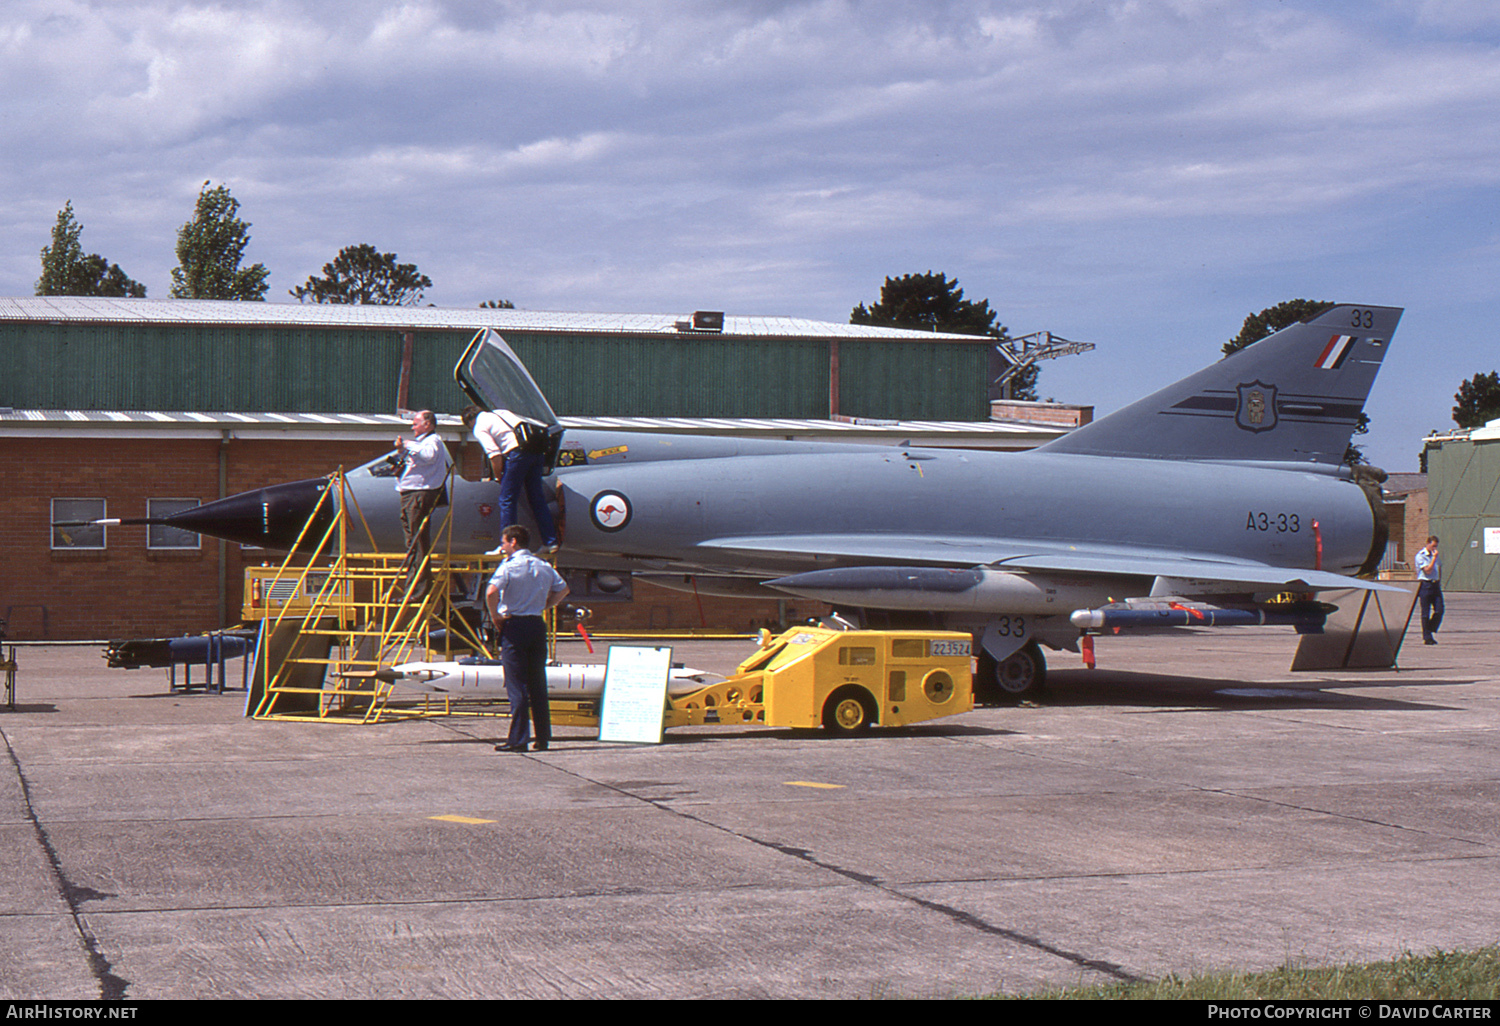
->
[1414,535,1443,645]
[487,525,570,752]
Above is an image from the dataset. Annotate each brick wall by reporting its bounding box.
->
[1,436,387,640]
[1,436,826,641]
[1403,488,1431,565]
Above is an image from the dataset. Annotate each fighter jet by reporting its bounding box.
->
[116,306,1404,700]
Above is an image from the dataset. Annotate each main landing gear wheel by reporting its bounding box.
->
[975,641,1047,705]
[822,686,877,735]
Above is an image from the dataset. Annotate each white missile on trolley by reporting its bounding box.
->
[379,659,718,698]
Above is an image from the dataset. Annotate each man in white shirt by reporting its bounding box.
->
[464,406,511,481]
[393,410,451,597]
[461,405,559,554]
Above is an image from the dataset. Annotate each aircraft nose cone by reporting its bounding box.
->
[165,477,336,551]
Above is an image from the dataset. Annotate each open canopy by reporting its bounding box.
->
[454,328,560,426]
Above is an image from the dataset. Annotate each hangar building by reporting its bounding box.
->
[1422,420,1500,592]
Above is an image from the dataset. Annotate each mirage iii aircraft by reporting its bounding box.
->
[121,305,1404,700]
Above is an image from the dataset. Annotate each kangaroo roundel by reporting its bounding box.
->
[590,491,632,532]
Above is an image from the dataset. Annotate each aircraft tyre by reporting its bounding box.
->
[822,685,877,735]
[975,641,1046,704]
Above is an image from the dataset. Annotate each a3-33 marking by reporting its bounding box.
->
[1246,511,1301,533]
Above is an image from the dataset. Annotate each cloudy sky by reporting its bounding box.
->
[3,0,1498,468]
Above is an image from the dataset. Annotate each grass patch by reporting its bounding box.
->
[1000,946,1500,1000]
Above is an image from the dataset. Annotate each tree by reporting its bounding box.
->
[1222,299,1368,465]
[169,182,269,300]
[853,270,1000,335]
[1453,371,1500,429]
[36,202,146,297]
[1222,299,1334,356]
[480,299,514,309]
[289,244,433,305]
[851,271,1036,400]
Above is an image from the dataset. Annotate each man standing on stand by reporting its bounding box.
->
[487,525,570,752]
[1415,535,1444,645]
[394,410,451,599]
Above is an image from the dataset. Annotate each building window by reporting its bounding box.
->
[147,499,201,550]
[52,498,106,550]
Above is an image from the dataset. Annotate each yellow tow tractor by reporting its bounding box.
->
[656,625,974,734]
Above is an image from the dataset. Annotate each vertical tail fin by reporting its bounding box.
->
[1038,304,1401,468]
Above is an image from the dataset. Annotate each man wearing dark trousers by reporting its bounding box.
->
[1415,534,1444,645]
[394,409,451,599]
[486,525,569,752]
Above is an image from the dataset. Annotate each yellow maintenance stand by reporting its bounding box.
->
[245,468,504,723]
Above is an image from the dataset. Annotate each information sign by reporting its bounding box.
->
[598,645,673,745]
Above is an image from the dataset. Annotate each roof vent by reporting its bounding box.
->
[683,310,724,333]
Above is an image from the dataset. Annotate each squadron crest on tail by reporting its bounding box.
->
[1236,380,1278,433]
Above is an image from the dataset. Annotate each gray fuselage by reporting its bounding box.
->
[553,445,1378,580]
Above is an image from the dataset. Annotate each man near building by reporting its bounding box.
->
[394,409,451,597]
[487,524,570,752]
[1415,535,1444,645]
